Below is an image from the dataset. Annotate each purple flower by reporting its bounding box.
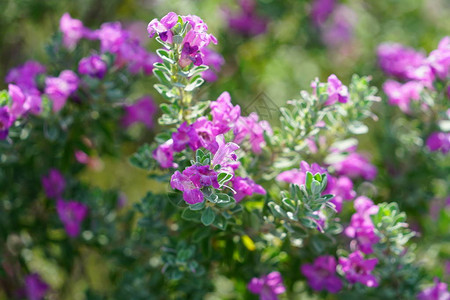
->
[426,132,450,154]
[231,176,266,202]
[339,251,379,287]
[25,273,49,300]
[210,91,241,135]
[122,96,157,129]
[248,271,286,300]
[211,134,239,166]
[301,255,342,293]
[96,22,128,54]
[8,84,42,117]
[417,278,450,300]
[5,60,45,95]
[179,42,203,68]
[153,139,177,169]
[192,117,219,152]
[201,48,225,82]
[147,12,178,43]
[345,196,380,254]
[42,169,66,199]
[427,36,450,81]
[383,80,424,114]
[277,161,327,187]
[78,54,107,79]
[377,43,426,80]
[233,112,272,154]
[56,199,88,238]
[170,165,219,204]
[45,70,79,112]
[321,6,356,47]
[0,106,12,140]
[333,152,377,181]
[328,176,356,212]
[325,74,348,105]
[60,13,88,50]
[225,0,268,36]
[310,0,335,25]
[172,122,200,152]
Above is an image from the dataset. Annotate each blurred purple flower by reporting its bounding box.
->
[233,112,272,154]
[25,273,49,300]
[60,13,90,50]
[383,80,424,114]
[417,278,450,300]
[328,176,356,212]
[201,48,225,82]
[301,255,342,293]
[45,70,79,112]
[377,43,426,80]
[172,122,200,152]
[56,199,88,238]
[153,139,177,169]
[339,251,379,287]
[5,61,46,91]
[426,132,450,154]
[277,161,327,187]
[210,91,241,135]
[333,152,377,181]
[427,36,450,80]
[247,271,286,300]
[96,22,127,54]
[345,196,380,255]
[225,0,268,36]
[321,5,356,47]
[231,176,266,202]
[78,54,107,79]
[0,106,13,140]
[122,96,157,129]
[42,169,66,199]
[310,0,335,26]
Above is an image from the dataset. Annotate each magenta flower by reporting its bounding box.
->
[147,12,178,43]
[277,161,327,187]
[377,43,426,80]
[427,36,450,80]
[56,199,88,238]
[333,152,377,181]
[96,22,127,54]
[25,273,49,300]
[122,96,157,129]
[310,0,335,25]
[211,134,239,167]
[417,278,450,300]
[247,271,286,300]
[383,80,424,114]
[210,91,241,135]
[231,176,266,202]
[328,176,356,212]
[41,169,66,199]
[170,165,219,204]
[59,13,87,50]
[45,70,79,112]
[301,255,342,293]
[0,106,13,140]
[325,74,348,105]
[153,139,178,169]
[345,196,380,254]
[233,112,272,154]
[78,54,107,79]
[172,122,200,152]
[5,60,45,96]
[192,117,221,152]
[321,6,356,48]
[426,132,450,154]
[179,42,203,68]
[339,251,378,287]
[201,48,225,82]
[225,0,268,36]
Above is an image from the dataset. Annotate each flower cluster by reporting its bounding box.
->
[345,196,380,254]
[42,169,88,237]
[301,255,342,293]
[224,0,268,36]
[379,37,450,112]
[417,278,450,300]
[338,251,379,287]
[247,272,286,299]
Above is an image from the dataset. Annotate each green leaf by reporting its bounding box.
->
[311,180,321,195]
[181,208,202,221]
[305,172,313,190]
[201,207,215,226]
[185,76,204,92]
[156,49,175,64]
[129,144,154,170]
[217,172,233,185]
[212,214,227,230]
[299,217,317,229]
[189,201,205,211]
[153,69,172,86]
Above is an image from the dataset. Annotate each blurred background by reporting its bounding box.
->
[1,0,449,299]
